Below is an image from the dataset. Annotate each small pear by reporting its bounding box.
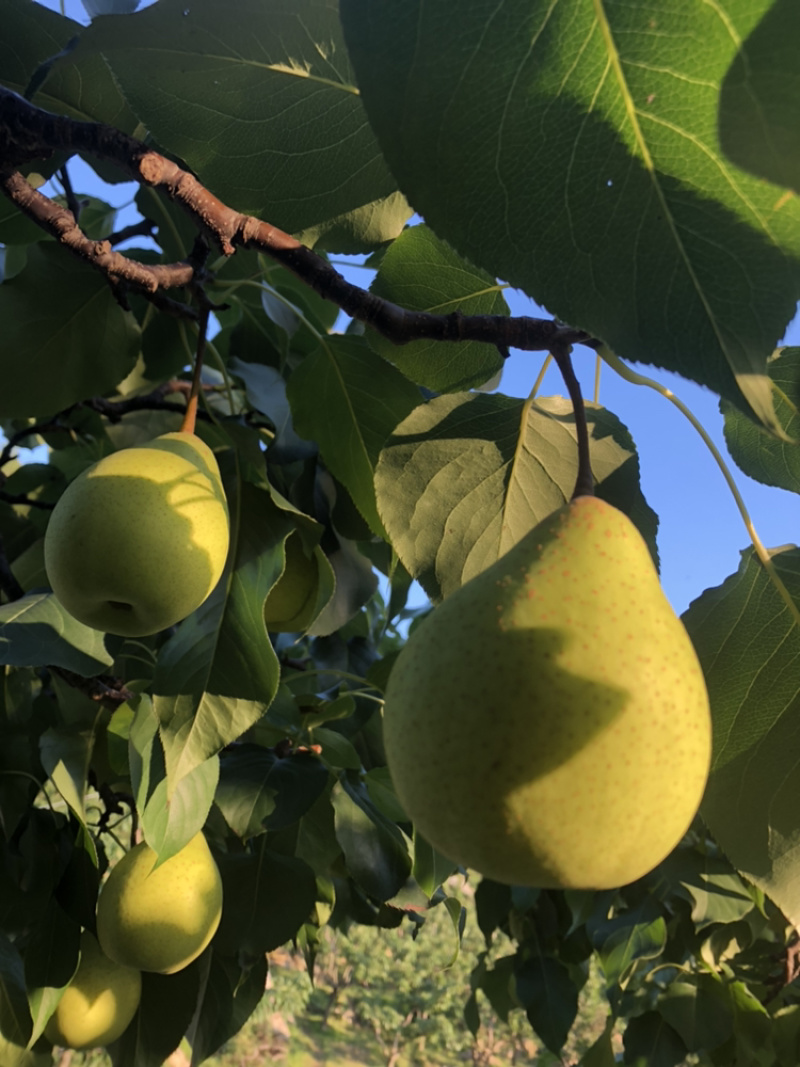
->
[44,431,229,637]
[44,931,141,1050]
[263,533,319,632]
[96,832,223,975]
[383,496,712,889]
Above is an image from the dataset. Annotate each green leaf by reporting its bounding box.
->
[411,828,457,901]
[0,0,79,100]
[375,392,657,600]
[214,845,317,956]
[722,348,800,492]
[340,0,800,430]
[0,243,140,417]
[0,935,32,1049]
[368,225,508,392]
[332,776,412,901]
[84,0,397,229]
[24,899,81,1045]
[110,965,201,1067]
[718,0,800,193]
[287,335,420,536]
[38,727,92,825]
[684,546,800,924]
[588,898,666,991]
[153,479,282,789]
[215,744,329,840]
[0,592,113,675]
[514,954,578,1054]
[657,975,734,1052]
[657,848,756,930]
[140,756,220,863]
[581,1017,618,1067]
[186,954,268,1066]
[294,190,412,254]
[623,1011,688,1067]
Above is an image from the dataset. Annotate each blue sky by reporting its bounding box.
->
[20,0,800,619]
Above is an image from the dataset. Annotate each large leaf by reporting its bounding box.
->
[718,0,800,193]
[215,744,330,841]
[153,479,283,790]
[722,348,800,493]
[340,0,800,430]
[684,546,800,924]
[214,845,317,956]
[24,899,80,1045]
[287,335,420,536]
[110,965,200,1067]
[375,392,657,600]
[331,775,412,901]
[515,954,579,1055]
[84,0,398,229]
[186,954,267,1066]
[368,224,508,392]
[0,243,140,417]
[0,592,113,675]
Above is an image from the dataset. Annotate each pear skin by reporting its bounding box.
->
[96,832,223,975]
[44,431,229,636]
[44,931,141,1050]
[383,496,712,889]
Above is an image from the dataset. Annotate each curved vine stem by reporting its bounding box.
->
[598,345,800,629]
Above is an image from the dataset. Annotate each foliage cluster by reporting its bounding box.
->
[0,1,800,1066]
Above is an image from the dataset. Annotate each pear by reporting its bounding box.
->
[44,431,229,637]
[44,930,141,1050]
[383,495,712,890]
[263,533,319,632]
[96,832,223,975]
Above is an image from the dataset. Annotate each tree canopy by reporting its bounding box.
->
[1,1,800,1064]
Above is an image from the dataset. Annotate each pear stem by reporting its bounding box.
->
[180,306,210,435]
[551,343,594,498]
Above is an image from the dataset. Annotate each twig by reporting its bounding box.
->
[0,86,597,354]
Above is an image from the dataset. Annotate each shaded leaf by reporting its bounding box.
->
[39,727,92,825]
[109,965,200,1067]
[187,953,268,1066]
[24,899,80,1044]
[0,244,139,417]
[623,1011,688,1067]
[588,898,667,990]
[295,189,412,254]
[214,846,316,956]
[85,0,397,229]
[515,954,578,1054]
[332,776,412,901]
[718,0,800,193]
[0,935,31,1048]
[368,224,508,391]
[657,975,734,1052]
[215,744,329,840]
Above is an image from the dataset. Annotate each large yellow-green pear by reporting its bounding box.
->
[263,533,319,632]
[44,931,141,1050]
[96,832,223,975]
[44,431,229,637]
[383,495,712,890]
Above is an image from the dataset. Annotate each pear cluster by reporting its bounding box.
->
[44,432,230,637]
[383,496,712,890]
[45,833,222,1052]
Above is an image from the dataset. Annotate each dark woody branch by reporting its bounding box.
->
[0,86,596,353]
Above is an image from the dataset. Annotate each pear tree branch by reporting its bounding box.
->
[0,86,597,354]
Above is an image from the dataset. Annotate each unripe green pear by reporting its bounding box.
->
[44,432,229,637]
[43,931,141,1050]
[383,496,712,890]
[96,832,222,974]
[263,533,319,632]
